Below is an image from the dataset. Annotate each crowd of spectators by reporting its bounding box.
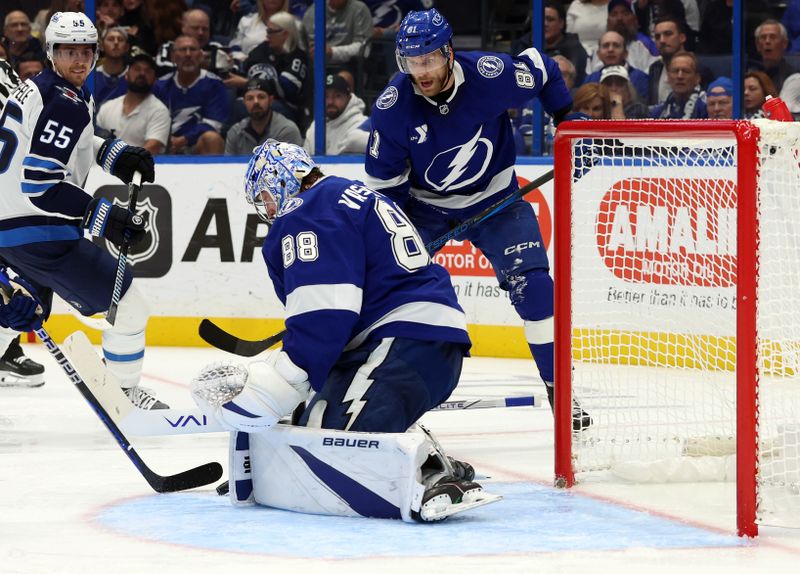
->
[2,0,799,157]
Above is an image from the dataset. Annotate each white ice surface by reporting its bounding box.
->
[1,343,799,574]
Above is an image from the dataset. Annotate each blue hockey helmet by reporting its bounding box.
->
[244,140,316,223]
[395,9,453,74]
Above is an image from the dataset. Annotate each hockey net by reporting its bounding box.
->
[553,120,800,537]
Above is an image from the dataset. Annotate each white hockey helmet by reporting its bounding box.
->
[45,12,99,69]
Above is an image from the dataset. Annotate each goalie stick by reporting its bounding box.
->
[199,168,555,357]
[112,391,538,436]
[63,330,539,438]
[44,329,223,492]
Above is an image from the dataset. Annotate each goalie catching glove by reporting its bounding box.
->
[191,350,310,432]
[97,138,155,184]
[83,197,146,248]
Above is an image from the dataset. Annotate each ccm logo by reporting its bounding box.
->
[596,178,736,287]
[504,241,540,255]
[322,437,379,448]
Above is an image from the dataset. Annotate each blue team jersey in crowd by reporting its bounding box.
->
[262,175,470,391]
[152,70,228,147]
[363,0,433,28]
[364,49,571,217]
[0,69,97,247]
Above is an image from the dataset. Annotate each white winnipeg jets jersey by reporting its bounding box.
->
[0,68,97,246]
[0,58,20,113]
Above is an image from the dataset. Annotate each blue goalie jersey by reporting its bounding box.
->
[364,49,571,217]
[262,175,471,391]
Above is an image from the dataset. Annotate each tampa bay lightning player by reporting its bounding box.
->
[192,140,498,522]
[364,8,591,430]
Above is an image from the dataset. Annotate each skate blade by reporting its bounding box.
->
[0,374,45,388]
[420,492,502,521]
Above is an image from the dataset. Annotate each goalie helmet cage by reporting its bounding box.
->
[553,119,800,538]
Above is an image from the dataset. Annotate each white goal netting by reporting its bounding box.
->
[561,120,800,530]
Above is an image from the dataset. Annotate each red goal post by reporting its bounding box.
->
[552,120,800,538]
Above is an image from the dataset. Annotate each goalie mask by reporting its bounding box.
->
[45,12,99,70]
[244,140,316,224]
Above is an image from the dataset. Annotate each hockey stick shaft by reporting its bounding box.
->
[424,168,555,252]
[199,169,555,356]
[118,395,540,436]
[38,327,222,491]
[107,171,142,326]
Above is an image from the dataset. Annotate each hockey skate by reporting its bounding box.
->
[413,445,501,522]
[546,385,592,432]
[0,337,44,388]
[123,386,169,410]
[412,477,502,522]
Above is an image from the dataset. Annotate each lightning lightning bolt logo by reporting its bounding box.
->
[342,373,375,431]
[425,127,494,191]
[440,128,483,189]
[171,106,201,132]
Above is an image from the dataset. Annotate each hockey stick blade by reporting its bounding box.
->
[58,330,223,491]
[199,168,554,358]
[199,318,284,357]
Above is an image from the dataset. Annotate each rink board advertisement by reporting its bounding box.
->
[43,157,739,360]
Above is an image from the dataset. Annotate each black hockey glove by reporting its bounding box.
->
[83,197,146,248]
[97,138,155,184]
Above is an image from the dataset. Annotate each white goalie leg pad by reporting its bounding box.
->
[228,431,255,505]
[101,284,149,388]
[246,424,430,522]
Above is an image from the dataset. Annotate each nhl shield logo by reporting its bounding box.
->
[106,196,160,265]
[92,184,173,278]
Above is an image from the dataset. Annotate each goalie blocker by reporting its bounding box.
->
[227,424,501,522]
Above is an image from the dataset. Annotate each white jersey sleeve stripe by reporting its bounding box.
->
[285,283,364,319]
[201,117,223,131]
[518,47,548,85]
[364,167,410,191]
[344,301,468,351]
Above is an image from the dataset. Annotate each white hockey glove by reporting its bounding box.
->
[191,351,310,433]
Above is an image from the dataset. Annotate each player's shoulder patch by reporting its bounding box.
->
[375,86,399,110]
[477,55,504,79]
[55,84,82,104]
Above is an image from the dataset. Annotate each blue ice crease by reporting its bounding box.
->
[95,482,747,557]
